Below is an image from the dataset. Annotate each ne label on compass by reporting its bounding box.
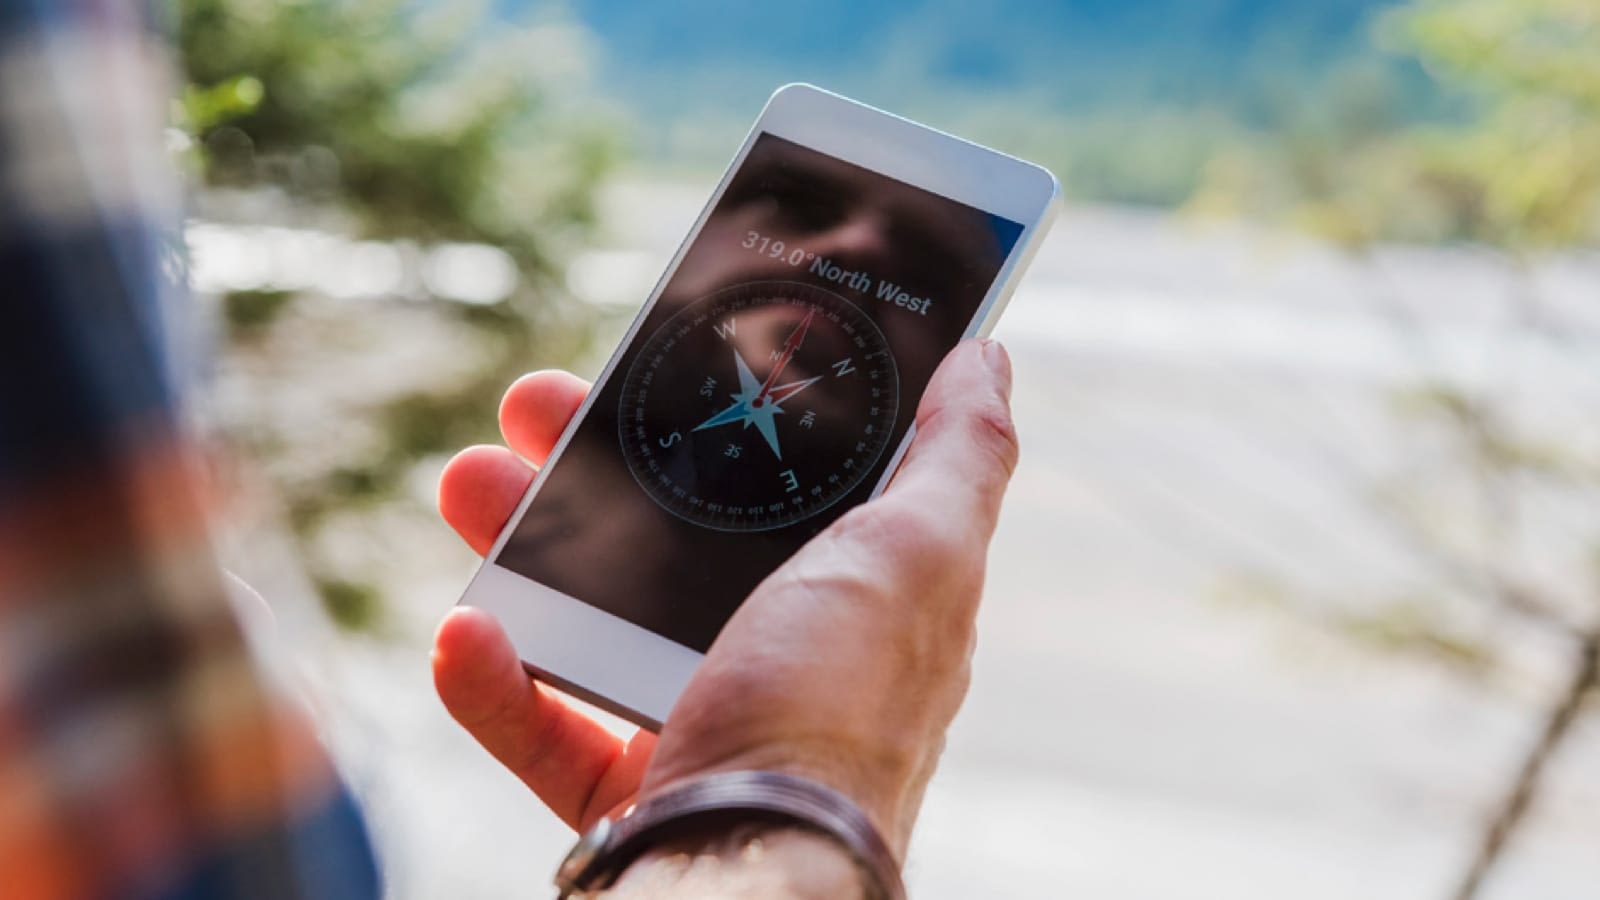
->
[619,281,901,532]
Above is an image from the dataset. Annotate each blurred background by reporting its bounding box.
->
[176,1,1600,897]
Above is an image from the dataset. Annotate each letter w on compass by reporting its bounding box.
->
[692,307,822,460]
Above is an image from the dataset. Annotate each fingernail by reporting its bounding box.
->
[980,338,1012,396]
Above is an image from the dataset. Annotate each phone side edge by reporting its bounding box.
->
[519,662,664,732]
[865,171,1061,500]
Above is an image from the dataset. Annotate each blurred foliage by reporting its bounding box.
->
[1396,0,1600,247]
[1200,4,1600,895]
[178,0,611,267]
[1205,0,1600,679]
[1389,383,1587,479]
[222,288,296,339]
[1194,0,1600,248]
[315,576,384,632]
[177,0,614,629]
[952,106,1250,208]
[1204,0,1600,713]
[1208,0,1600,651]
[182,74,265,133]
[1216,571,1497,678]
[1335,598,1496,676]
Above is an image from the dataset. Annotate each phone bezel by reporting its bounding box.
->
[457,84,1061,731]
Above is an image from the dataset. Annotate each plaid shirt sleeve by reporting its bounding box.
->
[0,3,380,898]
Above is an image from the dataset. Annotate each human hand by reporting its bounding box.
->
[432,339,1018,857]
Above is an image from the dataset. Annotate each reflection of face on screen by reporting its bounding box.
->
[496,134,1023,652]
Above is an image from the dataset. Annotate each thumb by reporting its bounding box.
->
[880,338,1018,537]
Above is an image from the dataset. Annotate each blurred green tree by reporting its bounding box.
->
[176,0,616,630]
[1199,2,1598,897]
[1197,0,1599,248]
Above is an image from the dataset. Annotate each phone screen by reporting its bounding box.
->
[495,133,1024,652]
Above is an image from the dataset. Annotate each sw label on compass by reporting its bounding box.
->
[618,281,901,532]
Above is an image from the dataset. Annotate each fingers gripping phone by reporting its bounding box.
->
[457,84,1060,729]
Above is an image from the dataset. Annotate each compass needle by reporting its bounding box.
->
[766,375,823,408]
[752,411,782,460]
[620,282,898,531]
[695,346,766,432]
[752,306,816,407]
[693,400,749,432]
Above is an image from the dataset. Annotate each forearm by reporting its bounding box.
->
[596,827,869,900]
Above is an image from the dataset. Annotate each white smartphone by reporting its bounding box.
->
[457,84,1060,730]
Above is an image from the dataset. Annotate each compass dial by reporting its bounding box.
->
[619,281,900,532]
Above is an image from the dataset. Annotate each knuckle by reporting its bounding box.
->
[830,500,894,542]
[811,498,986,666]
[834,500,963,577]
[919,393,1021,477]
[968,399,1021,476]
[509,700,566,774]
[449,674,520,734]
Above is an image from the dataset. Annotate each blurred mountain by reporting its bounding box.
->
[491,0,1426,203]
[511,1,1398,107]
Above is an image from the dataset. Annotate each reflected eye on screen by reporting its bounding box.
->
[763,171,847,234]
[887,220,941,256]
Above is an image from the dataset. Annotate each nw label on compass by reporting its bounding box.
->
[619,281,901,532]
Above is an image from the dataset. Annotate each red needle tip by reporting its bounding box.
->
[756,306,816,403]
[785,306,816,352]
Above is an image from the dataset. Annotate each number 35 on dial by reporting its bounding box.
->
[618,280,900,532]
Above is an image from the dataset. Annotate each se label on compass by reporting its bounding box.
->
[618,281,901,532]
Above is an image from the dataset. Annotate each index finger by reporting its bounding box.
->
[433,606,653,830]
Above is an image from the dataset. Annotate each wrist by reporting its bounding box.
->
[554,771,905,900]
[640,742,920,858]
[601,825,866,900]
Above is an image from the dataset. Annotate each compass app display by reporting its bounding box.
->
[496,133,1024,652]
[618,281,901,531]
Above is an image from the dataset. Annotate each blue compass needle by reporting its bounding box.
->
[693,346,762,432]
[691,344,821,460]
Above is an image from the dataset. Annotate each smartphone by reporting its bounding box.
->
[457,84,1060,729]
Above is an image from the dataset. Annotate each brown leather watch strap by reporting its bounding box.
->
[554,770,905,900]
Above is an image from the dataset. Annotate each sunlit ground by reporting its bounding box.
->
[214,180,1600,899]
